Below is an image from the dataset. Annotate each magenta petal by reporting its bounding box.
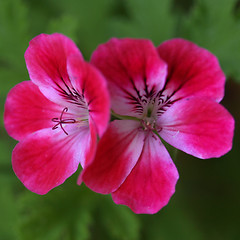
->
[91,38,167,117]
[158,98,235,159]
[67,56,110,137]
[12,128,94,194]
[25,33,83,105]
[4,81,62,141]
[81,120,145,194]
[157,39,225,102]
[112,132,179,214]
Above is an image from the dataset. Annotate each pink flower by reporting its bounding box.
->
[4,33,110,194]
[81,38,235,214]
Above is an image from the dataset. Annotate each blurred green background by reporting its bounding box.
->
[0,0,240,239]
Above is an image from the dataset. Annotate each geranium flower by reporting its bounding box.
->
[4,33,110,194]
[81,38,235,214]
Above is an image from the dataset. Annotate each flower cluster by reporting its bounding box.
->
[4,33,234,214]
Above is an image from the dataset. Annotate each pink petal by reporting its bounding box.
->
[76,120,97,168]
[112,132,179,214]
[67,56,110,137]
[91,38,167,118]
[81,120,145,193]
[158,97,235,159]
[12,127,96,194]
[4,81,62,141]
[24,33,83,105]
[157,39,225,102]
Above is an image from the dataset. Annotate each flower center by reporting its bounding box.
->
[52,107,76,135]
[141,117,156,131]
[140,90,173,120]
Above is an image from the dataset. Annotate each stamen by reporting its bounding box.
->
[141,118,156,131]
[52,107,76,135]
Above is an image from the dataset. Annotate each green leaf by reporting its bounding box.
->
[18,181,94,240]
[47,0,115,59]
[0,0,29,100]
[93,198,140,240]
[0,175,19,240]
[0,127,16,165]
[0,68,27,97]
[47,15,79,43]
[18,176,140,240]
[0,0,30,70]
[109,0,176,45]
[180,0,240,81]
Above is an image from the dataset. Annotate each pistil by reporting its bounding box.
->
[52,107,76,135]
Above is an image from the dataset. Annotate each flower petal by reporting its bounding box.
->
[12,127,96,194]
[25,33,83,106]
[4,81,62,141]
[81,120,145,194]
[112,132,179,214]
[67,55,110,137]
[158,98,235,159]
[75,120,97,168]
[157,39,225,102]
[91,38,167,118]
